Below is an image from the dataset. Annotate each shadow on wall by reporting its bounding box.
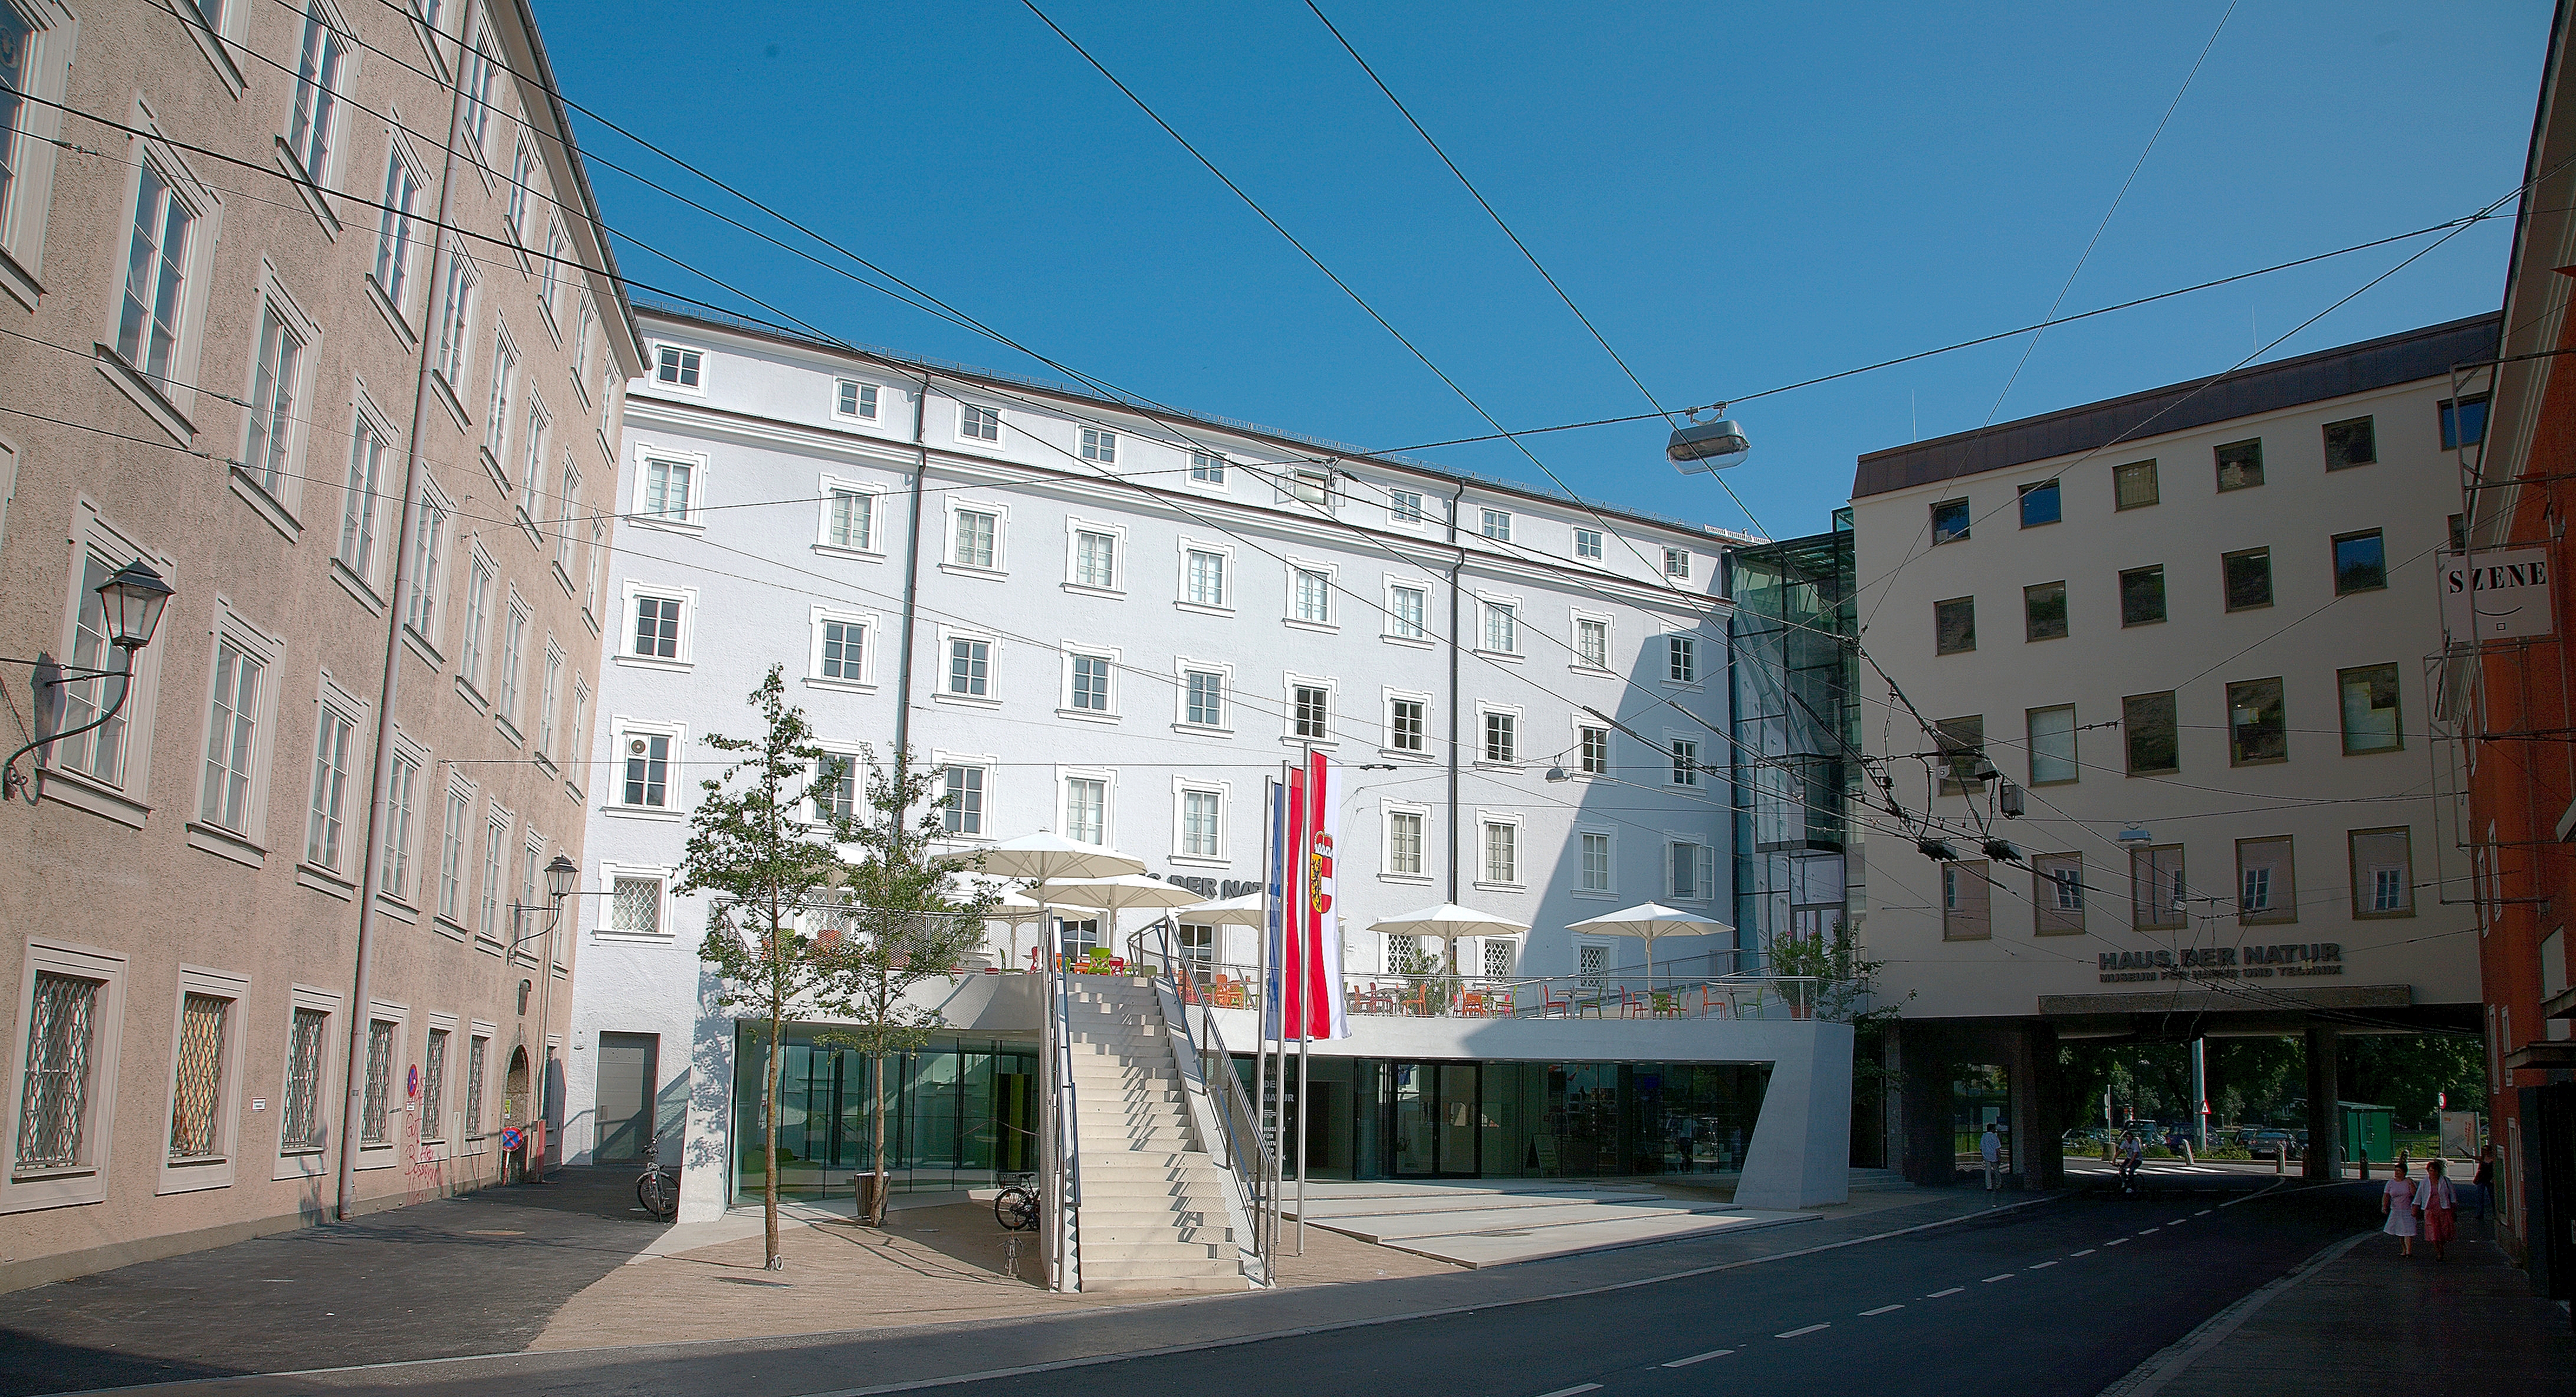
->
[686,965,735,1179]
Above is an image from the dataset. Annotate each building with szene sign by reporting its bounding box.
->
[1847,314,2489,1189]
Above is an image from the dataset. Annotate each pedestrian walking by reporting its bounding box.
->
[2416,1159,2460,1261]
[2381,1159,2418,1257]
[1980,1122,2003,1193]
[2475,1146,2496,1222]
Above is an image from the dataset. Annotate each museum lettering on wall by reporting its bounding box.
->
[2096,943,2344,984]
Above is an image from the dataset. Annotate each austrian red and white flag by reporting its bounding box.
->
[1280,751,1349,1040]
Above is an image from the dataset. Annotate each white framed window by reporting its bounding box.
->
[572,296,594,382]
[1189,451,1227,486]
[517,394,549,520]
[1172,780,1227,863]
[0,0,75,313]
[567,678,591,789]
[1079,427,1117,463]
[193,604,283,847]
[1576,828,1615,895]
[436,776,474,924]
[503,137,536,245]
[159,965,248,1195]
[1665,838,1716,902]
[419,1019,451,1150]
[1289,677,1335,743]
[1573,528,1604,560]
[1665,634,1700,686]
[240,278,320,509]
[1061,768,1112,846]
[620,582,696,668]
[337,396,395,589]
[494,592,529,729]
[534,642,563,763]
[958,402,1001,442]
[1061,645,1118,720]
[834,378,879,420]
[1382,803,1430,881]
[1572,613,1611,670]
[382,736,424,903]
[113,141,218,404]
[5,938,128,1213]
[1385,581,1430,642]
[274,985,340,1175]
[939,627,998,704]
[1478,597,1519,655]
[1577,723,1610,776]
[462,1027,492,1150]
[817,477,883,555]
[598,864,673,938]
[482,326,516,463]
[613,720,684,814]
[1662,546,1692,579]
[1178,663,1229,732]
[537,218,564,324]
[459,19,498,156]
[401,478,451,644]
[431,241,476,387]
[555,463,581,572]
[1289,563,1335,627]
[477,807,509,943]
[1286,463,1333,509]
[945,499,1006,573]
[633,448,705,527]
[810,746,859,824]
[934,755,992,838]
[1480,706,1519,765]
[1179,542,1231,612]
[47,514,170,808]
[652,343,702,391]
[457,546,496,693]
[282,0,350,186]
[1669,736,1702,788]
[354,1006,405,1156]
[1385,691,1429,756]
[370,138,425,314]
[1387,488,1425,525]
[1479,508,1512,542]
[1478,815,1522,888]
[303,674,369,875]
[808,607,877,690]
[1066,519,1122,593]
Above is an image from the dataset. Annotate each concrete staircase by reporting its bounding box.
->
[1063,978,1252,1293]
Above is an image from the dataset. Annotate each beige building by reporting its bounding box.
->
[0,0,642,1287]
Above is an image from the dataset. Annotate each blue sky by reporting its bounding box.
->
[538,0,2552,539]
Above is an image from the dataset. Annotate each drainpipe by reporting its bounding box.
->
[889,372,931,763]
[337,39,473,1222]
[1444,481,1467,900]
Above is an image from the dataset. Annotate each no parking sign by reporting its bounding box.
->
[500,1126,524,1152]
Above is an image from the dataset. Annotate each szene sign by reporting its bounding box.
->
[2440,547,2556,642]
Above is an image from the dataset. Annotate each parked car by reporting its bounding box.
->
[2246,1128,2298,1158]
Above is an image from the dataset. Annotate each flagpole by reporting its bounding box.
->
[1296,747,1317,1255]
[1254,774,1276,1268]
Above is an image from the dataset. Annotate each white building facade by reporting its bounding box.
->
[566,307,1752,1215]
[1849,315,2492,1184]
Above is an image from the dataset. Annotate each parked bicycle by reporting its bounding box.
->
[636,1137,681,1221]
[993,1171,1039,1231]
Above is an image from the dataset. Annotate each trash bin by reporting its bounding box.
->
[850,1170,885,1219]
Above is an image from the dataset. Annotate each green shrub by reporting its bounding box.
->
[2210,1146,2253,1161]
[2144,1145,2174,1159]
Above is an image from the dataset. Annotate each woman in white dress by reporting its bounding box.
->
[2382,1159,2419,1255]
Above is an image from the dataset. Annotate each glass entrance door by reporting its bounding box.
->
[1390,1061,1481,1176]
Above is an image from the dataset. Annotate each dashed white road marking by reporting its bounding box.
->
[2105,1238,2130,1247]
[2138,1228,2161,1235]
[1926,1287,1965,1298]
[1536,1386,1601,1397]
[1776,1323,1831,1339]
[1861,1304,1904,1316]
[1662,1350,1733,1368]
[2168,1219,2189,1226]
[2070,1248,2096,1257]
[2028,1261,2058,1269]
[1981,1274,2013,1283]
[2195,1209,2214,1216]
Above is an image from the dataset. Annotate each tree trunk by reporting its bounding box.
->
[763,970,783,1270]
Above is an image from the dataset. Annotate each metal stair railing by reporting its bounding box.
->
[1042,942,1083,1291]
[1129,921,1274,1287]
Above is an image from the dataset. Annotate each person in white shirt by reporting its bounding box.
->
[1980,1122,2003,1193]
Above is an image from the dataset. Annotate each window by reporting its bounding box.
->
[534,647,562,759]
[2333,529,2386,594]
[1064,776,1106,845]
[306,700,359,869]
[653,345,701,388]
[1079,428,1116,463]
[836,379,878,419]
[642,456,694,524]
[15,970,102,1171]
[280,1006,330,1152]
[939,764,984,835]
[1935,715,1986,794]
[1386,809,1425,876]
[2020,581,2068,642]
[465,1034,488,1142]
[621,732,669,808]
[1293,569,1331,624]
[495,599,527,723]
[1934,596,1976,654]
[960,404,1000,441]
[1579,725,1609,776]
[503,140,534,242]
[2324,415,2377,470]
[1185,549,1226,607]
[569,681,590,783]
[1668,635,1698,683]
[2120,565,2166,627]
[1663,547,1691,579]
[554,465,580,572]
[372,147,422,305]
[609,878,662,936]
[55,555,137,785]
[1184,670,1224,727]
[1578,943,1607,993]
[1941,861,1991,939]
[2026,704,2076,786]
[199,639,262,834]
[2033,853,2084,934]
[2222,547,2273,611]
[1668,839,1714,901]
[952,509,997,569]
[432,246,475,385]
[819,618,864,681]
[359,1018,394,1146]
[339,415,388,581]
[2237,836,2296,924]
[1391,585,1428,640]
[2130,844,2187,930]
[2214,438,2263,491]
[1074,530,1116,589]
[1579,832,1612,893]
[947,637,990,696]
[1670,738,1701,787]
[1068,654,1112,713]
[1483,711,1516,763]
[2339,663,2403,755]
[1931,497,1970,543]
[1388,697,1425,753]
[437,784,469,922]
[1287,464,1332,507]
[1181,789,1220,858]
[627,595,681,663]
[402,488,446,640]
[573,299,593,382]
[383,749,419,900]
[2350,827,2414,917]
[2226,678,2286,766]
[811,755,855,822]
[1483,940,1515,979]
[420,1029,447,1143]
[459,22,497,153]
[168,991,231,1162]
[1482,601,1517,653]
[1482,821,1519,885]
[2018,479,2061,527]
[2440,395,2490,451]
[538,219,563,320]
[117,161,196,384]
[1573,528,1602,559]
[243,304,305,496]
[1387,488,1422,522]
[458,552,492,688]
[1576,616,1609,668]
[478,813,505,941]
[1191,451,1227,485]
[284,3,346,181]
[2112,459,2158,510]
[1480,509,1512,542]
[1293,684,1330,741]
[2122,691,2179,775]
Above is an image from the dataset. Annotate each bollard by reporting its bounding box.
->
[2360,1149,2370,1180]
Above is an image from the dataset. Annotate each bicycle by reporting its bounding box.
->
[636,1137,681,1221]
[993,1171,1039,1231]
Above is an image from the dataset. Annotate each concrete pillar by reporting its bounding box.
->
[2304,1022,2341,1180]
[2018,1021,2064,1189]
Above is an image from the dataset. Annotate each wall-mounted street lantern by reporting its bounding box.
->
[507,852,581,1185]
[2,559,175,804]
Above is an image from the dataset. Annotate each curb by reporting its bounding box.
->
[2092,1228,2369,1397]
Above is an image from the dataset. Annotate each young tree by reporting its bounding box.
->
[681,667,863,1271]
[822,751,1000,1225]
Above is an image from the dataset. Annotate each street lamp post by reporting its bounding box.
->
[508,854,580,1182]
[1,560,176,803]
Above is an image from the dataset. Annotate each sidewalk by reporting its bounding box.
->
[2105,1191,2576,1396]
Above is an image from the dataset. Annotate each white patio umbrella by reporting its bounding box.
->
[973,834,1145,970]
[980,888,1048,969]
[1366,903,1530,975]
[1181,891,1269,925]
[1564,903,1733,991]
[1032,873,1207,965]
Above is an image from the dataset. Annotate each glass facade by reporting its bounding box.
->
[730,1025,1038,1201]
[1729,513,1861,956]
